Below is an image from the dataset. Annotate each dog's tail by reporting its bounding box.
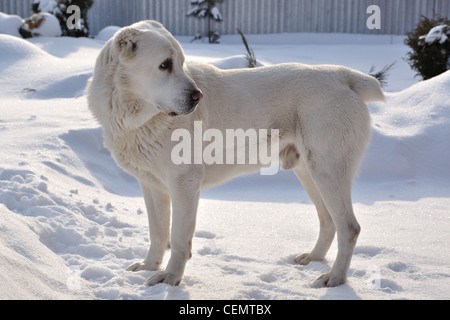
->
[345,68,386,103]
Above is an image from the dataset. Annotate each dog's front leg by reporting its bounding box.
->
[146,177,200,286]
[127,181,170,272]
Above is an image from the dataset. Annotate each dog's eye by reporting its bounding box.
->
[159,59,173,72]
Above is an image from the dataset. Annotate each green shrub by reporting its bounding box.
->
[404,16,450,80]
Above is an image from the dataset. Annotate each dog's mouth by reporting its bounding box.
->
[167,104,198,117]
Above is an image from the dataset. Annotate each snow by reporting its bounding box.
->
[420,25,448,44]
[209,54,265,69]
[95,26,120,42]
[210,6,222,21]
[0,12,23,38]
[188,0,223,21]
[34,0,58,14]
[0,29,449,300]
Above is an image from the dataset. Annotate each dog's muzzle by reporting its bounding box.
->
[169,89,203,117]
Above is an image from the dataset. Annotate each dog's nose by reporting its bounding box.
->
[191,89,203,102]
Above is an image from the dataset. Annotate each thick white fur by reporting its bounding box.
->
[87,20,385,288]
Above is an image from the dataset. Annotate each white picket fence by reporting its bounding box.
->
[1,0,449,37]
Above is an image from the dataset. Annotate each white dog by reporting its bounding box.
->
[87,20,385,287]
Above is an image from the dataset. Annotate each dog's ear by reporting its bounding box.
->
[114,27,141,59]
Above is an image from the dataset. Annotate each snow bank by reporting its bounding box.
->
[362,70,450,181]
[0,33,49,63]
[0,12,23,38]
[0,34,98,98]
[210,54,265,69]
[95,26,120,42]
[0,34,62,97]
[0,203,91,299]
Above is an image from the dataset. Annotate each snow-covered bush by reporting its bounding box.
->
[19,12,61,38]
[31,0,93,37]
[405,16,450,80]
[187,0,224,43]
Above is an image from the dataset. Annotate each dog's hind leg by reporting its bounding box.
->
[293,158,336,265]
[300,150,362,287]
[293,92,370,287]
[308,172,360,287]
[127,181,171,272]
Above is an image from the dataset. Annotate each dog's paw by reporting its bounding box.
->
[312,272,345,288]
[146,271,182,286]
[126,261,158,272]
[294,252,312,265]
[294,252,323,265]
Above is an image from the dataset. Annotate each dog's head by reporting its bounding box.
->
[99,21,202,119]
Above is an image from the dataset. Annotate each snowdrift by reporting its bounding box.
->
[0,33,449,300]
[0,33,50,63]
[362,70,450,182]
[0,12,23,38]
